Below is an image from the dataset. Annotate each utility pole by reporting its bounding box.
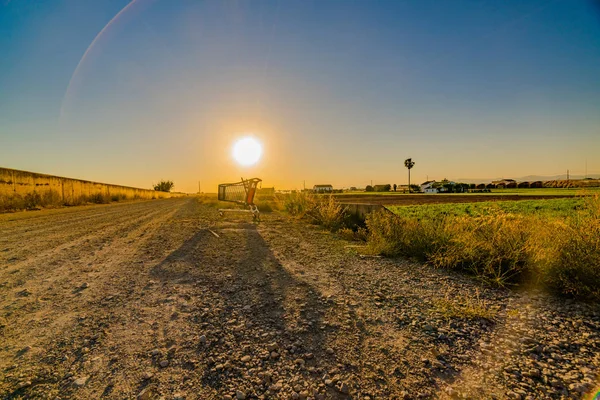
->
[303,180,305,191]
[586,160,588,179]
[567,170,569,181]
[198,181,201,193]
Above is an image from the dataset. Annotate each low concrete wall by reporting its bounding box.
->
[0,167,175,210]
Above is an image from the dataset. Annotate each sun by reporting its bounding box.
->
[232,136,263,166]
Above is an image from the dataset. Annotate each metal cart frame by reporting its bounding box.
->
[217,177,262,220]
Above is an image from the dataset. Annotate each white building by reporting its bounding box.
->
[313,184,333,193]
[420,180,436,192]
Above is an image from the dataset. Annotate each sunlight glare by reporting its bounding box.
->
[232,137,263,167]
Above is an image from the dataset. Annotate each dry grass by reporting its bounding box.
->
[280,192,348,231]
[365,194,600,300]
[432,290,497,321]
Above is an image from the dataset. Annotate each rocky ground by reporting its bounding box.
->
[0,197,598,399]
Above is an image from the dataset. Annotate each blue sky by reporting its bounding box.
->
[1,0,599,191]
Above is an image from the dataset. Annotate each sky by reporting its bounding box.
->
[1,0,599,192]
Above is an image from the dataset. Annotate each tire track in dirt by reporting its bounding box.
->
[1,199,181,340]
[0,201,156,237]
[0,201,175,264]
[0,198,191,397]
[2,200,599,399]
[0,200,181,283]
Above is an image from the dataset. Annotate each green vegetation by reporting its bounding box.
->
[153,180,174,192]
[255,191,600,300]
[404,158,415,192]
[387,198,585,219]
[365,195,600,301]
[0,190,123,211]
[281,191,348,231]
[432,290,497,321]
[335,187,600,196]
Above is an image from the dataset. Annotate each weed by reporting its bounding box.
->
[432,290,497,321]
[23,192,42,209]
[541,194,600,300]
[88,193,110,204]
[365,194,600,300]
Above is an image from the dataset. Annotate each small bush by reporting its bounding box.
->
[41,190,62,207]
[365,195,600,300]
[430,213,533,286]
[315,195,347,231]
[365,210,449,259]
[111,194,127,202]
[0,194,25,211]
[432,290,497,321]
[23,192,42,209]
[280,192,348,231]
[338,226,368,242]
[88,193,110,204]
[153,180,174,192]
[542,195,600,300]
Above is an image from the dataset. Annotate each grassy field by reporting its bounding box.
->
[365,194,600,300]
[336,187,600,196]
[387,197,585,218]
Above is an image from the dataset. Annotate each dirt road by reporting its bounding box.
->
[1,198,598,399]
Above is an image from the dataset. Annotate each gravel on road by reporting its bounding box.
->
[1,198,598,399]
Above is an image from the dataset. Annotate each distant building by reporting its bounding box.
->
[257,187,275,195]
[492,179,517,188]
[424,187,439,194]
[420,180,436,192]
[313,184,333,193]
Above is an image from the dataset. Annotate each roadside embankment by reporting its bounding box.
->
[0,167,180,212]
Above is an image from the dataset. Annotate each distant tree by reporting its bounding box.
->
[153,180,174,192]
[409,184,420,193]
[469,183,476,190]
[374,184,392,192]
[393,184,397,192]
[365,185,374,192]
[404,158,415,193]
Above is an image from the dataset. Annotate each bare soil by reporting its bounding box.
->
[1,198,598,399]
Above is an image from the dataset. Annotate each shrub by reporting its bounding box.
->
[88,193,110,204]
[153,180,174,192]
[374,184,391,192]
[280,192,349,231]
[111,194,127,202]
[542,195,600,300]
[365,210,449,259]
[364,195,600,299]
[430,213,533,286]
[315,195,347,231]
[432,290,497,321]
[0,194,25,211]
[23,192,42,209]
[257,202,274,212]
[282,191,318,218]
[41,190,62,207]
